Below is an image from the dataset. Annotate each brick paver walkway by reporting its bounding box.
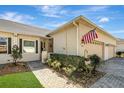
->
[91,58,124,88]
[28,61,81,88]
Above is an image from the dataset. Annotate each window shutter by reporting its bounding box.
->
[8,38,11,54]
[19,39,22,53]
[36,40,38,53]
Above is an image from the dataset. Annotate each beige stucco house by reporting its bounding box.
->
[48,16,117,60]
[0,15,117,64]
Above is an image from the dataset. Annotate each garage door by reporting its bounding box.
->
[108,46,115,59]
[104,45,115,60]
[84,41,104,59]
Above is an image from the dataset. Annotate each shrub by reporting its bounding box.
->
[50,60,61,71]
[62,65,76,76]
[48,53,101,75]
[46,58,53,67]
[50,53,85,69]
[11,45,22,65]
[116,51,122,57]
[88,54,101,72]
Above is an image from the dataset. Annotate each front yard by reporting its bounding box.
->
[0,72,43,88]
[0,62,43,88]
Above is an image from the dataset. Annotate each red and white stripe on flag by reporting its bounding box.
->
[81,28,98,44]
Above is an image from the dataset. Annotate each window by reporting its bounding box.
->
[0,37,7,53]
[23,40,35,53]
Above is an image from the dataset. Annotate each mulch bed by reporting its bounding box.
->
[45,64,105,88]
[69,70,105,88]
[0,62,30,76]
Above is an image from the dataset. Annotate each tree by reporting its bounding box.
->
[89,54,101,73]
[11,45,22,65]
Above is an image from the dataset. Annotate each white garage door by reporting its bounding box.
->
[104,45,115,60]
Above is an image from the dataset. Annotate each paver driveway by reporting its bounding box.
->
[91,58,124,88]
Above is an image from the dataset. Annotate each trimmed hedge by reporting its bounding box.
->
[50,53,85,68]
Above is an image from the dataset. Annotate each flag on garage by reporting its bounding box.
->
[82,28,98,44]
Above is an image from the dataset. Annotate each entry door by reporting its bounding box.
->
[104,46,108,60]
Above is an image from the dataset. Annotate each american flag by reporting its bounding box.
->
[82,28,98,44]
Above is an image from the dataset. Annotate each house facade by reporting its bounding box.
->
[0,19,50,64]
[0,16,117,64]
[49,16,117,60]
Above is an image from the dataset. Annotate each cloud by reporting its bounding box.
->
[40,21,67,30]
[88,6,110,12]
[98,17,109,23]
[0,12,35,24]
[34,5,67,18]
[110,30,124,34]
[70,5,110,18]
[49,21,66,27]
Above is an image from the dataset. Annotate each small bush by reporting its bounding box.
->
[11,45,22,65]
[88,54,101,72]
[62,65,76,76]
[50,60,61,71]
[46,58,53,67]
[116,51,122,57]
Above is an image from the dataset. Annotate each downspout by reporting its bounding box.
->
[73,21,79,56]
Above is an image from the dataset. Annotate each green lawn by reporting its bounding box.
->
[0,72,44,88]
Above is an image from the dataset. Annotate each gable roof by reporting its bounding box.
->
[0,19,51,38]
[48,15,117,40]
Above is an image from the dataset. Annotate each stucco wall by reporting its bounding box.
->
[52,25,77,55]
[53,29,66,54]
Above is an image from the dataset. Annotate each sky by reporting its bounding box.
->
[0,5,124,38]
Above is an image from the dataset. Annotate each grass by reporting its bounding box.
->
[0,72,44,88]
